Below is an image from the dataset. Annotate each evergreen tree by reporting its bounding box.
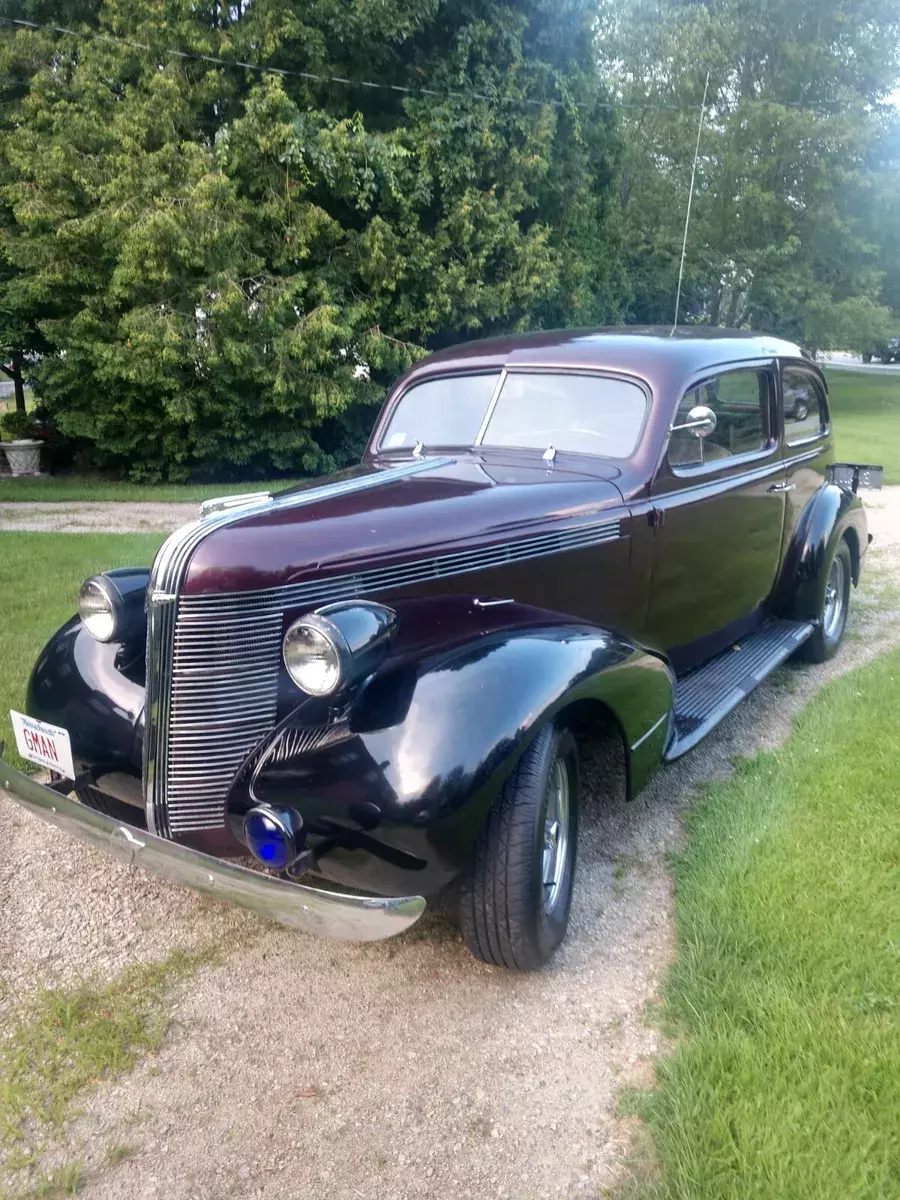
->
[0,0,622,479]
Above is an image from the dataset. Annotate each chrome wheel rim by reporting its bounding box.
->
[823,556,846,641]
[542,757,570,914]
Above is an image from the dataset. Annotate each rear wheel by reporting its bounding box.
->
[459,721,579,970]
[800,540,852,663]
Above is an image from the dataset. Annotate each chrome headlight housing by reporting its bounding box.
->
[78,577,118,643]
[77,568,150,644]
[282,602,398,697]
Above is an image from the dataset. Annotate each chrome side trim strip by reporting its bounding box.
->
[783,447,824,468]
[630,711,670,752]
[0,760,426,942]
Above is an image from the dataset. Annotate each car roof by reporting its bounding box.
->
[414,326,807,378]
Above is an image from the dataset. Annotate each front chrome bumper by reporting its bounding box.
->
[0,759,426,941]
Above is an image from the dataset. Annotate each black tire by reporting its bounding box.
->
[793,401,809,422]
[458,722,579,970]
[799,539,852,664]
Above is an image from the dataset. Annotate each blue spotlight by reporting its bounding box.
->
[243,805,304,871]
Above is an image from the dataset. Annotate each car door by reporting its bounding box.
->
[645,362,787,671]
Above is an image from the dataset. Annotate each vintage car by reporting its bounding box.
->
[1,328,881,970]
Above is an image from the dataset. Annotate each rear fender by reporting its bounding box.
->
[773,484,866,620]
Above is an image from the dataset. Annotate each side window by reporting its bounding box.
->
[782,368,827,444]
[669,368,770,469]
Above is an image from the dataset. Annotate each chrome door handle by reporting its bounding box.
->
[767,482,795,493]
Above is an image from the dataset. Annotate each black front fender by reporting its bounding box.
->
[26,616,146,777]
[235,603,673,896]
[774,483,866,620]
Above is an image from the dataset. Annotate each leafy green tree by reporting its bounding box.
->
[0,0,622,479]
[601,0,900,349]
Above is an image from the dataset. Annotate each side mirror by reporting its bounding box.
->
[670,405,717,439]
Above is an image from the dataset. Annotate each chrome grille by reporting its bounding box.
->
[246,723,351,799]
[162,601,282,833]
[143,457,458,839]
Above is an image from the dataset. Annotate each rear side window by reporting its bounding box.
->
[782,368,828,444]
[669,368,770,469]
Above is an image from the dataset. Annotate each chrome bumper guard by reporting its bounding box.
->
[0,760,426,942]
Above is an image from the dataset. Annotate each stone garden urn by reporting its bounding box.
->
[0,439,43,475]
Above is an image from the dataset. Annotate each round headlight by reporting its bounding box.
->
[78,578,117,642]
[283,618,346,696]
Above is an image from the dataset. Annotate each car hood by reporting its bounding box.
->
[182,454,627,596]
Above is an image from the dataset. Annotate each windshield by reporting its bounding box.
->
[380,371,647,459]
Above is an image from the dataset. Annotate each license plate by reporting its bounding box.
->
[9,710,75,780]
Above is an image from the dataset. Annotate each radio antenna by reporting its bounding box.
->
[671,69,711,336]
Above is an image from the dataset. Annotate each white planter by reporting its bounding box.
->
[1,439,43,476]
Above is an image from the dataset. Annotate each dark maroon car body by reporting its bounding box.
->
[19,328,872,918]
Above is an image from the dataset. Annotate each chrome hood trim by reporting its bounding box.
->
[199,490,272,519]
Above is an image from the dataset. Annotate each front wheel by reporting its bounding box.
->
[799,540,852,663]
[459,722,579,970]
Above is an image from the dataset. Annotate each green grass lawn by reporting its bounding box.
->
[0,475,304,503]
[826,368,900,484]
[630,648,900,1198]
[0,533,164,771]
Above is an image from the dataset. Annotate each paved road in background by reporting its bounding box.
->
[819,358,900,374]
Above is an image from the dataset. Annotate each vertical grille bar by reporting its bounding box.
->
[145,598,177,837]
[163,605,282,832]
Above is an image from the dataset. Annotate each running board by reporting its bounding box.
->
[665,618,815,761]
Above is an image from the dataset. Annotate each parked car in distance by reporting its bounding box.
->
[877,336,900,364]
[2,328,881,970]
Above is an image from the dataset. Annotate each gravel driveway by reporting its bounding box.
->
[2,490,899,1200]
[0,501,198,532]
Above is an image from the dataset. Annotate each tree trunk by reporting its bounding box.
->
[710,282,723,326]
[2,352,26,412]
[13,353,25,413]
[725,288,742,328]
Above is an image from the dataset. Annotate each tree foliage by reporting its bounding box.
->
[0,0,622,479]
[601,0,900,351]
[1,1,899,479]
